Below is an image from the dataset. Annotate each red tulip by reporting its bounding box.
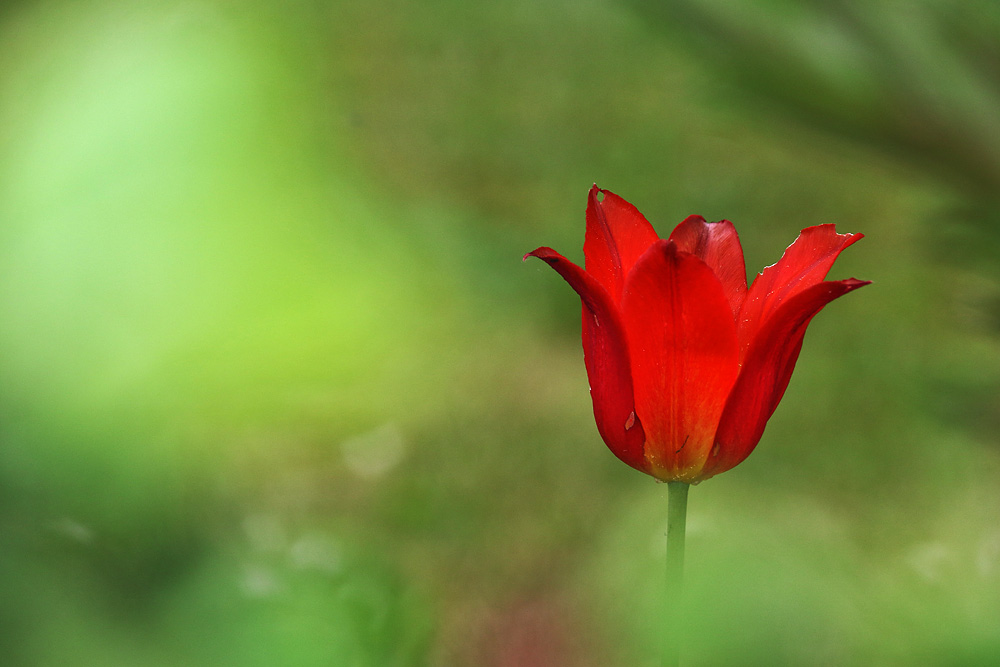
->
[525,186,869,483]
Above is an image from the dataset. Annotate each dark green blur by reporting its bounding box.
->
[1,1,998,665]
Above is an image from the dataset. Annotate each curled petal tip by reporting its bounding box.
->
[524,246,559,263]
[843,232,865,247]
[523,247,550,262]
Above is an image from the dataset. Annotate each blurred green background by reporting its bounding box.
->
[1,0,999,665]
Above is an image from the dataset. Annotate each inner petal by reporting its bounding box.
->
[621,240,739,480]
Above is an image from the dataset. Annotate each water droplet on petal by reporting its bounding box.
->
[625,411,636,430]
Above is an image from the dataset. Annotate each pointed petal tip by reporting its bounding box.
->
[842,231,865,247]
[524,246,556,262]
[588,183,604,205]
[800,224,865,245]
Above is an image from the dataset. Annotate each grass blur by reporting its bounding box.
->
[1,0,998,665]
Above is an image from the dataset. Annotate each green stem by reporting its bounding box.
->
[664,481,689,667]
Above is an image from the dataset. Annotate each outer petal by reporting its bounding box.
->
[668,215,748,318]
[739,225,864,358]
[620,240,739,481]
[583,185,660,302]
[702,277,870,479]
[524,247,647,471]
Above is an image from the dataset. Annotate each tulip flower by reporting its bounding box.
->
[525,185,868,484]
[525,185,867,665]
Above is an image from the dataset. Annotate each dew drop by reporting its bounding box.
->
[624,411,636,430]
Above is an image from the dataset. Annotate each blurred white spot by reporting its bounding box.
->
[341,423,405,480]
[52,518,94,544]
[976,532,1000,578]
[685,512,712,536]
[289,533,343,575]
[241,564,282,598]
[242,514,286,553]
[906,542,953,582]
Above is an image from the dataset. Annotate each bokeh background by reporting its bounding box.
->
[2,1,999,665]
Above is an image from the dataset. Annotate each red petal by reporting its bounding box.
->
[739,225,863,358]
[620,240,739,481]
[583,185,660,303]
[524,247,647,471]
[703,277,870,479]
[668,215,748,318]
